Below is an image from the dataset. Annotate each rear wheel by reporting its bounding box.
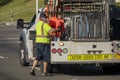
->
[19,41,29,66]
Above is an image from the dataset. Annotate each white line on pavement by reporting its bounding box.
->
[0,56,5,59]
[0,38,19,40]
[0,41,20,43]
[35,67,41,71]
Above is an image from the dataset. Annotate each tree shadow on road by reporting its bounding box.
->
[0,0,12,7]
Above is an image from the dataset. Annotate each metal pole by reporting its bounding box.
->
[36,0,38,16]
[35,0,39,25]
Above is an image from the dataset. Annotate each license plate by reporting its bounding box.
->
[68,54,112,60]
[115,54,120,59]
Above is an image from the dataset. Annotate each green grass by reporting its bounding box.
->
[0,0,44,22]
[0,1,120,23]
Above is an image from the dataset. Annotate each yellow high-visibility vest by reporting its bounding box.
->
[35,21,51,44]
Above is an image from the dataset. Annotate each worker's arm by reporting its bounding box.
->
[49,26,62,34]
[49,28,59,33]
[49,29,59,36]
[44,23,62,35]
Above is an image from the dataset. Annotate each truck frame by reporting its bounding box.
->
[17,0,120,73]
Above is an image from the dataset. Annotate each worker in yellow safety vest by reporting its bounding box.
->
[30,13,61,76]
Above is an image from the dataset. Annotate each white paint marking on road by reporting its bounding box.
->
[0,56,5,59]
[35,67,41,71]
[0,41,20,43]
[0,38,19,40]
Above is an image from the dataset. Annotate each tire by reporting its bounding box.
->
[19,41,29,66]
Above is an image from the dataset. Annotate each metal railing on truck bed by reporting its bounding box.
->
[62,0,110,41]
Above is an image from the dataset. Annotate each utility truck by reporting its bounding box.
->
[17,0,120,73]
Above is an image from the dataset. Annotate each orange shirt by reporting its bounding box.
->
[49,16,64,37]
[49,17,64,30]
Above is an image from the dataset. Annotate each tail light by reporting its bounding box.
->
[57,48,63,54]
[63,48,68,54]
[51,48,68,55]
[51,48,57,54]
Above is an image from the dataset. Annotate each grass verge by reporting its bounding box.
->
[0,0,44,22]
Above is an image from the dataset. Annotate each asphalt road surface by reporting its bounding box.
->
[0,24,120,80]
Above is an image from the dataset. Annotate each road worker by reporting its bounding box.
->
[30,13,61,76]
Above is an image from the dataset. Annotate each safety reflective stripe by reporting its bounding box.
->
[36,22,50,38]
[41,22,44,36]
[36,35,50,38]
[36,21,51,44]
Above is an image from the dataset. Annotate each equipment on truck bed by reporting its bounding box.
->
[17,0,120,73]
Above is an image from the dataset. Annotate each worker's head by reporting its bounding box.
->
[40,13,47,19]
[39,13,48,22]
[40,13,49,23]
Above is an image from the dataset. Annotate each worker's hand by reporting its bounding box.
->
[57,25,62,31]
[50,33,56,37]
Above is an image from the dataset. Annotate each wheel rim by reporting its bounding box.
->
[19,42,27,66]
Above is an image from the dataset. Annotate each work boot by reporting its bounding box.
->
[42,72,48,77]
[30,69,35,76]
